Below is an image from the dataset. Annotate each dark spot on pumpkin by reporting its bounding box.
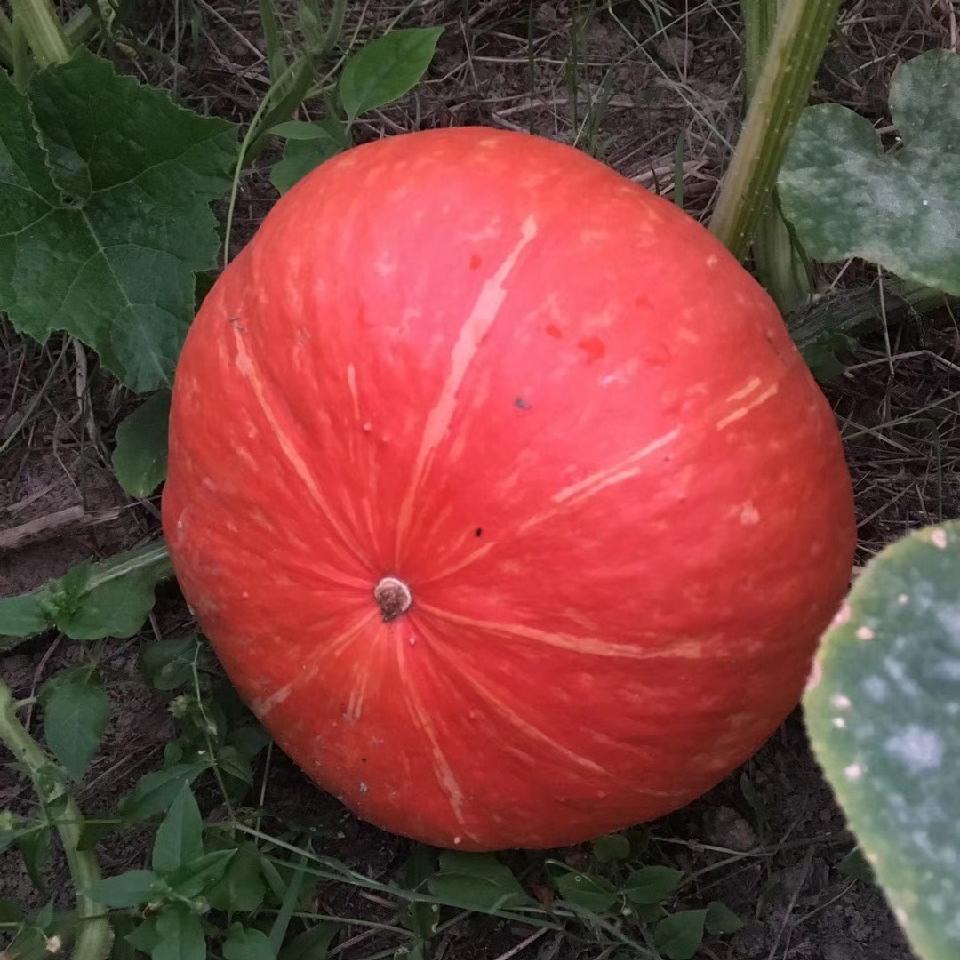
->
[545,323,563,339]
[228,317,247,333]
[578,336,606,363]
[514,396,531,410]
[475,527,483,537]
[469,253,483,270]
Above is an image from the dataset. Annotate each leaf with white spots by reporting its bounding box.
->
[778,50,960,295]
[804,521,960,960]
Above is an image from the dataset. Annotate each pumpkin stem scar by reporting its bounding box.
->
[374,576,413,622]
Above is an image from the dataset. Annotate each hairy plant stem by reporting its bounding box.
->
[10,0,70,65]
[0,680,111,960]
[741,0,812,313]
[710,0,841,260]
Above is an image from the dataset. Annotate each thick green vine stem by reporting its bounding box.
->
[9,0,70,65]
[741,0,813,313]
[0,680,111,960]
[710,0,841,260]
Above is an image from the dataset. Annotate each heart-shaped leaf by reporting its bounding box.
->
[779,50,960,295]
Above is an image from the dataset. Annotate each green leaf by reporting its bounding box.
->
[654,910,707,960]
[278,924,337,960]
[270,118,349,194]
[218,745,253,786]
[228,723,271,761]
[88,870,160,908]
[166,849,236,897]
[153,905,205,960]
[259,0,286,82]
[152,783,203,873]
[42,672,109,780]
[112,391,170,497]
[592,833,631,863]
[16,825,51,890]
[804,520,960,960]
[705,900,744,935]
[0,545,170,645]
[399,845,439,943]
[268,856,307,953]
[338,28,442,121]
[120,761,208,822]
[141,634,201,691]
[266,120,338,141]
[0,49,236,391]
[224,925,276,960]
[623,866,683,906]
[427,852,531,913]
[125,917,160,953]
[632,903,663,924]
[51,544,172,640]
[779,50,960,295]
[0,591,52,645]
[206,843,266,912]
[554,871,618,913]
[77,817,119,851]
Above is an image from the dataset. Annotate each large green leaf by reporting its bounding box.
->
[779,50,960,295]
[0,49,235,391]
[804,521,960,960]
[338,28,442,121]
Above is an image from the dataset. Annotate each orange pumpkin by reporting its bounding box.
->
[163,128,855,850]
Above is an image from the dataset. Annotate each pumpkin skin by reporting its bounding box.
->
[162,127,856,851]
